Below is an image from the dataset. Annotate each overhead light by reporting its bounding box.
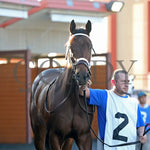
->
[105,1,124,12]
[0,8,28,18]
[48,53,57,57]
[50,14,103,23]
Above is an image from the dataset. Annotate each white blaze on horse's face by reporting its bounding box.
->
[67,33,92,85]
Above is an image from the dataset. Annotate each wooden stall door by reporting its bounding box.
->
[0,64,26,143]
[91,65,107,138]
[0,50,31,143]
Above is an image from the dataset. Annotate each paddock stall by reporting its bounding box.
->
[0,50,112,143]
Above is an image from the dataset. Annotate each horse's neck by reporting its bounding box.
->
[53,67,70,85]
[54,67,76,97]
[61,67,73,86]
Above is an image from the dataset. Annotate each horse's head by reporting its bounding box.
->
[66,20,93,85]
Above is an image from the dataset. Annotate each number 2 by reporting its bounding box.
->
[113,112,129,142]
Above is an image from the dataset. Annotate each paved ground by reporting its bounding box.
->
[0,139,97,150]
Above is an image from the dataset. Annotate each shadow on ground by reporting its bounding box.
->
[0,139,97,150]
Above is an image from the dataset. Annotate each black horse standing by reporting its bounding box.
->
[30,20,94,150]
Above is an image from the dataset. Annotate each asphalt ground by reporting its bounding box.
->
[0,139,97,150]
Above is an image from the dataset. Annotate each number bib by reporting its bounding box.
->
[104,90,138,150]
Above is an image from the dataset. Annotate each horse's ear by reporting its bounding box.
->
[86,20,91,35]
[70,20,76,35]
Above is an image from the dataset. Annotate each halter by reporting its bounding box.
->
[73,58,91,77]
[66,33,92,60]
[45,33,93,113]
[70,33,96,55]
[70,33,91,40]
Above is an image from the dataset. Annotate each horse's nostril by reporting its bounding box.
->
[76,72,80,76]
[76,73,80,78]
[84,74,88,80]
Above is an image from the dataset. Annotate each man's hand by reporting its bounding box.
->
[86,80,92,88]
[137,126,147,144]
[79,80,91,98]
[140,135,147,144]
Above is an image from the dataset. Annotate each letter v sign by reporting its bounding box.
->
[116,60,137,73]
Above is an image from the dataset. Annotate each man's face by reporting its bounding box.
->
[139,95,147,105]
[115,73,129,95]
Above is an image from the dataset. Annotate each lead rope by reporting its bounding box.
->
[140,123,150,150]
[83,89,142,148]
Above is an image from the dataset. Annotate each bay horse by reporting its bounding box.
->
[30,20,94,150]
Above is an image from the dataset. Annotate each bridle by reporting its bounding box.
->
[66,33,93,85]
[45,33,94,113]
[73,57,91,73]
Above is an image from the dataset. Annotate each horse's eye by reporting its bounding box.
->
[71,57,76,63]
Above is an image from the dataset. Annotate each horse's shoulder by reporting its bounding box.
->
[32,68,64,93]
[41,68,64,77]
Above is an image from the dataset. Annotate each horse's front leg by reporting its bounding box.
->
[32,122,47,150]
[49,131,64,150]
[62,138,73,150]
[76,133,92,150]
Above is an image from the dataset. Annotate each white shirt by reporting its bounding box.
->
[104,90,138,150]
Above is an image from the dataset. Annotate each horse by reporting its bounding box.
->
[30,20,94,150]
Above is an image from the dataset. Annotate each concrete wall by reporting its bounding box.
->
[117,0,149,90]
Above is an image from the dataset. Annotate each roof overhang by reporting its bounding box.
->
[0,0,123,28]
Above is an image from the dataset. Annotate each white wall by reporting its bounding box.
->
[0,17,109,55]
[0,22,70,54]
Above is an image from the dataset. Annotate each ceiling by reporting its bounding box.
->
[0,0,113,29]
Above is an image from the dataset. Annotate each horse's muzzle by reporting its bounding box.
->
[75,71,91,85]
[73,58,91,85]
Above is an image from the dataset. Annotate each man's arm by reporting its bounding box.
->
[137,126,147,144]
